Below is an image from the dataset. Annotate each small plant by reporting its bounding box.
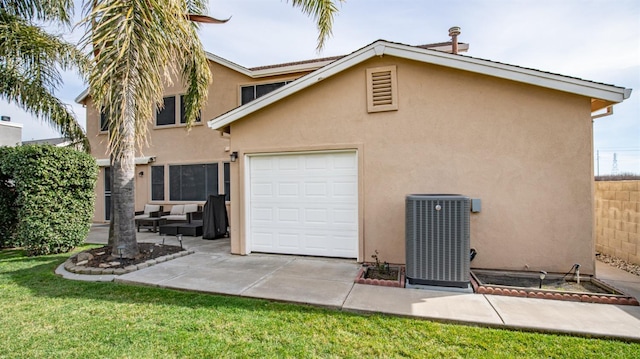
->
[371,249,390,274]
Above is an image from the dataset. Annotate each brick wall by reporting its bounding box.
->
[595,181,640,265]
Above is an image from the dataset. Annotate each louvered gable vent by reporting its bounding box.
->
[366,65,398,113]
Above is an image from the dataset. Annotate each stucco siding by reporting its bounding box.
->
[229,56,595,274]
[85,59,318,222]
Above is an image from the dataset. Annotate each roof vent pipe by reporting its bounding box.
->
[449,26,461,54]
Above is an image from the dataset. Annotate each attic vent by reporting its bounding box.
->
[366,65,398,113]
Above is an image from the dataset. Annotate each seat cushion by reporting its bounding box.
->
[184,204,198,213]
[161,214,187,221]
[170,205,184,215]
[144,204,161,214]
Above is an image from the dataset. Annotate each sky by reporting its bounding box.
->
[2,0,639,174]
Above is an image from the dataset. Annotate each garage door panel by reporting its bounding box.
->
[249,151,358,258]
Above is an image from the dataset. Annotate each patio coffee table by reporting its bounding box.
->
[136,218,166,233]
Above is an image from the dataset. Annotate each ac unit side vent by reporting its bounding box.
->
[406,194,470,288]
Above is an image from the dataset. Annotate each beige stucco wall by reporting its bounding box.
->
[84,60,310,222]
[228,56,596,274]
[595,181,640,265]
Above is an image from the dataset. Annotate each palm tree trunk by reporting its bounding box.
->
[110,91,138,258]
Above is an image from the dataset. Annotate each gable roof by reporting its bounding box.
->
[74,52,337,104]
[208,40,632,131]
[75,41,468,104]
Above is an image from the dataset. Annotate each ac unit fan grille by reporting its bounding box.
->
[406,195,470,287]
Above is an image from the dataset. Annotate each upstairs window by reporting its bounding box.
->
[241,81,292,105]
[179,95,201,124]
[156,96,176,126]
[100,111,108,132]
[156,95,201,126]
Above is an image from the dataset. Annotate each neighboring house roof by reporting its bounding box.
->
[208,40,632,131]
[74,41,468,104]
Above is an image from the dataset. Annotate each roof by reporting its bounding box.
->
[74,41,467,104]
[208,40,632,131]
[74,52,337,104]
[22,137,70,146]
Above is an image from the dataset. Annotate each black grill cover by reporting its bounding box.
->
[202,194,228,239]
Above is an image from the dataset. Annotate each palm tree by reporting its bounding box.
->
[82,0,341,258]
[0,0,90,151]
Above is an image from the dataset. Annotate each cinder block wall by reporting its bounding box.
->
[595,181,640,265]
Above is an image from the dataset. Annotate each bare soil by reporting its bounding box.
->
[73,243,185,269]
[364,267,400,281]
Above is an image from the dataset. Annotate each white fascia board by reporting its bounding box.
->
[95,156,156,167]
[75,88,89,104]
[205,52,252,77]
[208,46,377,130]
[383,45,629,103]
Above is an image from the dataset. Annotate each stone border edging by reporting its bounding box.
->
[63,249,195,275]
[354,266,406,288]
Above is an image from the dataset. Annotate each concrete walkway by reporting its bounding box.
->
[61,225,640,342]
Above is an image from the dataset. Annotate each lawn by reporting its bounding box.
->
[1,247,639,358]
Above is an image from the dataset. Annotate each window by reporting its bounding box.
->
[169,163,218,201]
[151,166,164,201]
[100,111,108,132]
[223,162,230,201]
[366,65,398,113]
[241,81,292,105]
[156,96,176,126]
[179,95,201,124]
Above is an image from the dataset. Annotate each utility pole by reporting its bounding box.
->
[596,150,600,176]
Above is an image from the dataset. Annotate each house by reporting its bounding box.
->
[0,117,22,147]
[78,41,467,224]
[208,40,631,275]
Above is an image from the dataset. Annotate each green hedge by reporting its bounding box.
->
[0,145,97,255]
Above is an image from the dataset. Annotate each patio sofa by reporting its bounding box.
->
[160,204,202,223]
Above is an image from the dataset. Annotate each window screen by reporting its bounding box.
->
[179,95,201,124]
[156,96,176,126]
[169,163,218,201]
[223,162,230,201]
[151,165,164,201]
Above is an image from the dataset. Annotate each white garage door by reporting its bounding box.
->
[248,151,358,258]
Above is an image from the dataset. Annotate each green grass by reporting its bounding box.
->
[1,248,639,358]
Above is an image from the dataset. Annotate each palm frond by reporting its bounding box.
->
[289,0,342,51]
[0,65,90,151]
[0,0,75,25]
[0,10,90,151]
[81,0,211,156]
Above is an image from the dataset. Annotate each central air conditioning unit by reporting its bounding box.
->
[406,194,470,288]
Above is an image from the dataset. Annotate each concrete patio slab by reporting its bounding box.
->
[343,284,504,325]
[242,270,355,308]
[71,225,640,341]
[154,265,268,295]
[277,258,360,281]
[485,294,640,340]
[596,261,640,301]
